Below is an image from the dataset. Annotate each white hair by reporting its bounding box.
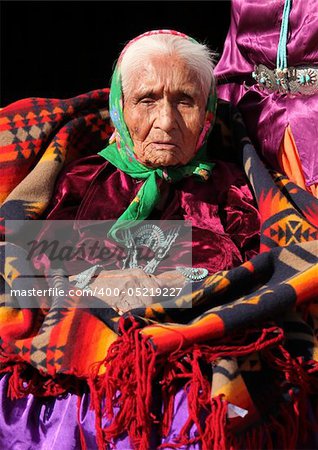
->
[119,33,217,101]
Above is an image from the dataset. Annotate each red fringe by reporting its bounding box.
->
[203,395,228,450]
[2,318,317,450]
[0,353,82,399]
[89,317,157,450]
[87,320,318,450]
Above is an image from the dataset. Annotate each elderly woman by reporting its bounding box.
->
[0,30,318,450]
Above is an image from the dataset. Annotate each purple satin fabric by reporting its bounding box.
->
[46,154,260,273]
[0,374,199,449]
[214,0,318,186]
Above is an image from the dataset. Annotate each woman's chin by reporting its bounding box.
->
[144,159,180,168]
[135,146,185,168]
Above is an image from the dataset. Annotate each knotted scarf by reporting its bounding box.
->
[98,30,217,241]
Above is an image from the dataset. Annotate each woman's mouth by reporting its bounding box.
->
[152,142,179,151]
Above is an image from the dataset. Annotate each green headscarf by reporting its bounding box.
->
[99,30,217,242]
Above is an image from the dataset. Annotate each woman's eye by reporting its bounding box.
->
[140,98,155,104]
[178,97,193,106]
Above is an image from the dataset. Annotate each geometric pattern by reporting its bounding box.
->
[243,146,318,252]
[0,89,113,206]
[270,218,317,244]
[263,209,318,249]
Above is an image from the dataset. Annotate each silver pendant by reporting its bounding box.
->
[121,224,181,275]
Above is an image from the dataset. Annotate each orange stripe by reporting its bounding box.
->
[141,313,225,354]
[279,125,318,197]
[287,264,318,305]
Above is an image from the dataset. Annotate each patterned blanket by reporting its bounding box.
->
[0,91,317,450]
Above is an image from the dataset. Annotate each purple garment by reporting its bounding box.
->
[45,154,260,272]
[214,0,318,187]
[0,374,200,449]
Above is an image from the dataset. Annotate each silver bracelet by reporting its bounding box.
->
[176,267,208,282]
[74,264,102,289]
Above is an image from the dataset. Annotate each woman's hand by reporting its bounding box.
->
[86,268,186,313]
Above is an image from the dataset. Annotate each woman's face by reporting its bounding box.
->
[123,55,206,168]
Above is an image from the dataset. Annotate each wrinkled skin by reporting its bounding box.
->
[123,54,206,168]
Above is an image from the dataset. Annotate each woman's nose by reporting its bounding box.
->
[155,101,177,131]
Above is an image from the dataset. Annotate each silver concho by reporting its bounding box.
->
[252,64,318,95]
[133,224,165,250]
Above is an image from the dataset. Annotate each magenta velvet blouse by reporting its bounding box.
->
[214,0,318,187]
[46,154,260,275]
